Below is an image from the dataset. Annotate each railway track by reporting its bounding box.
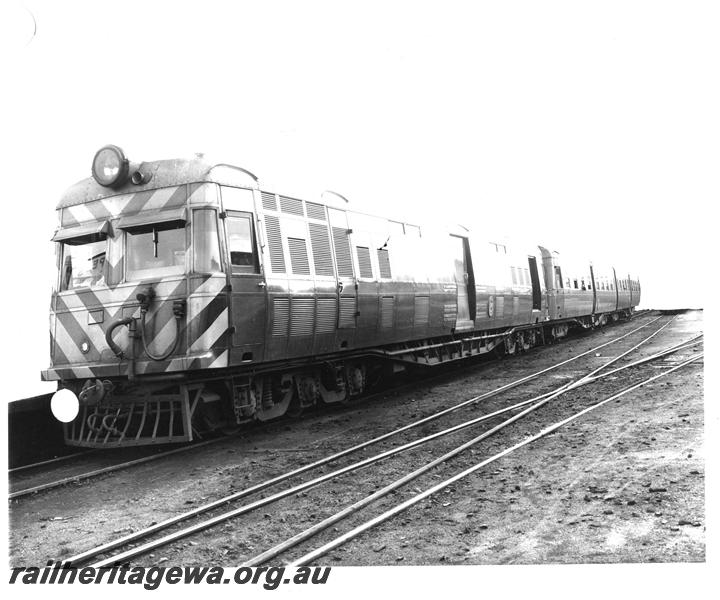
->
[282,352,703,566]
[8,314,656,500]
[57,316,699,567]
[8,437,233,500]
[8,451,91,475]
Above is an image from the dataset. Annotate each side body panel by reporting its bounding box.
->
[256,194,458,362]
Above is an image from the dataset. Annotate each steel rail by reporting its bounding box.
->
[83,318,672,567]
[71,317,662,566]
[287,352,704,566]
[241,332,699,566]
[243,336,703,565]
[8,451,92,475]
[583,334,702,381]
[76,317,664,566]
[9,437,229,500]
[575,316,675,382]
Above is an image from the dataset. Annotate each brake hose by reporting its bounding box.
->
[140,310,181,361]
[105,317,135,359]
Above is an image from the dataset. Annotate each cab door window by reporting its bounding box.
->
[227,212,259,273]
[193,209,222,273]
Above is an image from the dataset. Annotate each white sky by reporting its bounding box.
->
[0,1,716,396]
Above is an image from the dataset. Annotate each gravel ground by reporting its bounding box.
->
[8,310,704,567]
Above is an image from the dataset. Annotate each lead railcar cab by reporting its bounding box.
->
[44,146,463,446]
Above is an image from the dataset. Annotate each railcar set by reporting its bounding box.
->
[43,145,641,448]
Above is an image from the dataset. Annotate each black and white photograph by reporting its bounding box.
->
[2,1,715,597]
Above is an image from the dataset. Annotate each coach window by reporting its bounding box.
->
[227,212,259,273]
[193,209,222,273]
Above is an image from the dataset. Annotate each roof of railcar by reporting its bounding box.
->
[56,158,260,209]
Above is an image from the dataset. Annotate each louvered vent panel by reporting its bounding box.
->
[414,296,430,326]
[272,298,290,337]
[377,248,392,278]
[316,298,337,333]
[290,298,314,336]
[288,238,311,275]
[261,192,277,212]
[332,227,354,278]
[280,196,304,216]
[380,296,394,328]
[356,246,373,278]
[264,215,286,273]
[306,201,326,221]
[339,297,357,328]
[309,223,335,277]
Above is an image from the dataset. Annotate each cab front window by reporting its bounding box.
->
[126,222,186,280]
[60,239,107,290]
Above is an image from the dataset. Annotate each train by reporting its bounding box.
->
[43,145,641,447]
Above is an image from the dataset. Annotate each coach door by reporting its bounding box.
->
[528,255,542,312]
[328,208,357,346]
[451,235,475,331]
[589,265,598,314]
[611,267,619,310]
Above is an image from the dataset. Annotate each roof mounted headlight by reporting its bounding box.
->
[92,145,130,188]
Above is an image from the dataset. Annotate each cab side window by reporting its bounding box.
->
[227,212,259,273]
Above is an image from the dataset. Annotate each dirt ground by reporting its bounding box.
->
[8,310,704,566]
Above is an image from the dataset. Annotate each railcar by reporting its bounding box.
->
[43,146,641,447]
